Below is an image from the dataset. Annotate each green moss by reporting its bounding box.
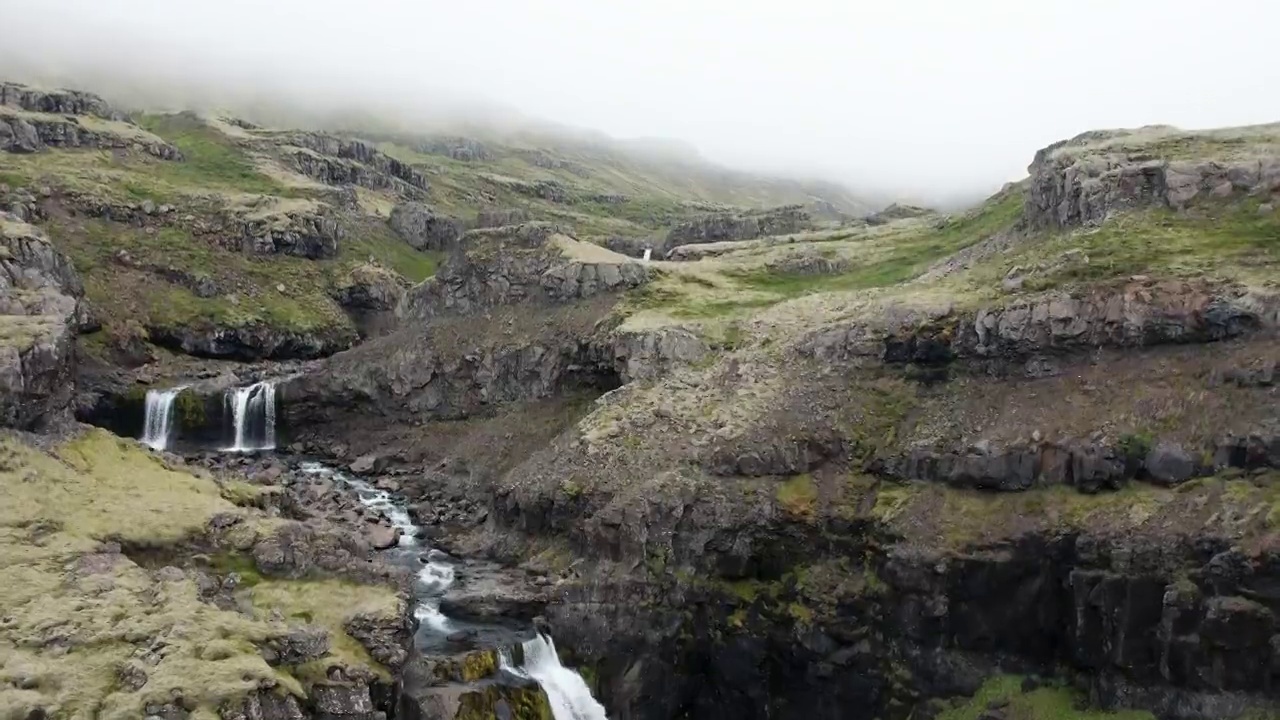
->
[174,388,207,428]
[1009,200,1279,291]
[247,579,401,683]
[936,675,1155,720]
[729,190,1024,303]
[787,602,815,626]
[1116,432,1154,464]
[210,553,265,587]
[777,474,818,516]
[0,430,311,718]
[456,684,554,720]
[218,482,280,511]
[461,649,498,682]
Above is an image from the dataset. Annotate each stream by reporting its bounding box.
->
[138,382,608,718]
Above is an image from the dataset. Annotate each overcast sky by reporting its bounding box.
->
[3,0,1279,204]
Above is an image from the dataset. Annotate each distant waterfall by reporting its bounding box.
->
[140,387,184,451]
[500,634,609,720]
[225,381,276,452]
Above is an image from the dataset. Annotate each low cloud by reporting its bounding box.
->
[2,0,1278,205]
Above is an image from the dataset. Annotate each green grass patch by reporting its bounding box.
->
[733,189,1025,299]
[936,675,1154,720]
[40,214,444,343]
[991,200,1280,292]
[135,113,292,196]
[341,220,441,283]
[777,474,818,517]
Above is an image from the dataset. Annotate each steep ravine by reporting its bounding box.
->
[126,382,610,720]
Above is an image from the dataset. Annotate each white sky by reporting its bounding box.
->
[2,0,1279,204]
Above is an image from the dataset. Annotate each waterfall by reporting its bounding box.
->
[140,387,184,451]
[225,381,276,452]
[501,634,609,720]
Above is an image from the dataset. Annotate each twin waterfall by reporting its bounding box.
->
[138,382,608,718]
[139,381,277,452]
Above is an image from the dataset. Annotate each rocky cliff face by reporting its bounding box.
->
[388,203,462,252]
[400,223,650,320]
[665,205,811,254]
[1,108,183,159]
[0,81,126,120]
[346,126,1280,720]
[0,212,88,429]
[1026,125,1280,229]
[285,132,430,197]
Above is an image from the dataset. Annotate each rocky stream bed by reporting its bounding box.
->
[135,380,610,720]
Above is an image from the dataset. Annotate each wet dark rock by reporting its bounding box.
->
[438,565,549,623]
[146,322,357,362]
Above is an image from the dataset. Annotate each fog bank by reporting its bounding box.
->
[2,0,1279,204]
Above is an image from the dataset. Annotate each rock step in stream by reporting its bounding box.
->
[140,380,609,717]
[298,461,609,718]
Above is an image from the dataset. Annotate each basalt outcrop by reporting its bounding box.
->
[0,212,89,429]
[1026,124,1280,229]
[389,202,462,252]
[1,108,183,159]
[664,204,811,254]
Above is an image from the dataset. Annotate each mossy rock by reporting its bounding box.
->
[455,683,554,720]
[174,388,207,428]
[430,649,509,684]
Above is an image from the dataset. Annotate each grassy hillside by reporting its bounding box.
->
[0,79,870,362]
[0,429,401,719]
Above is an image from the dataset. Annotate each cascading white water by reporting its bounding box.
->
[141,387,185,451]
[501,634,609,720]
[299,461,456,632]
[225,381,276,452]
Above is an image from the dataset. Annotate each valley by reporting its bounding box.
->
[1,76,1279,720]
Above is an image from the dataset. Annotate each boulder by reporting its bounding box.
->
[367,523,401,550]
[1144,441,1196,485]
[345,608,413,670]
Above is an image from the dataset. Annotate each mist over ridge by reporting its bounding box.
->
[3,0,1280,208]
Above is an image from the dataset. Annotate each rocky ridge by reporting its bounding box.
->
[265,122,1280,720]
